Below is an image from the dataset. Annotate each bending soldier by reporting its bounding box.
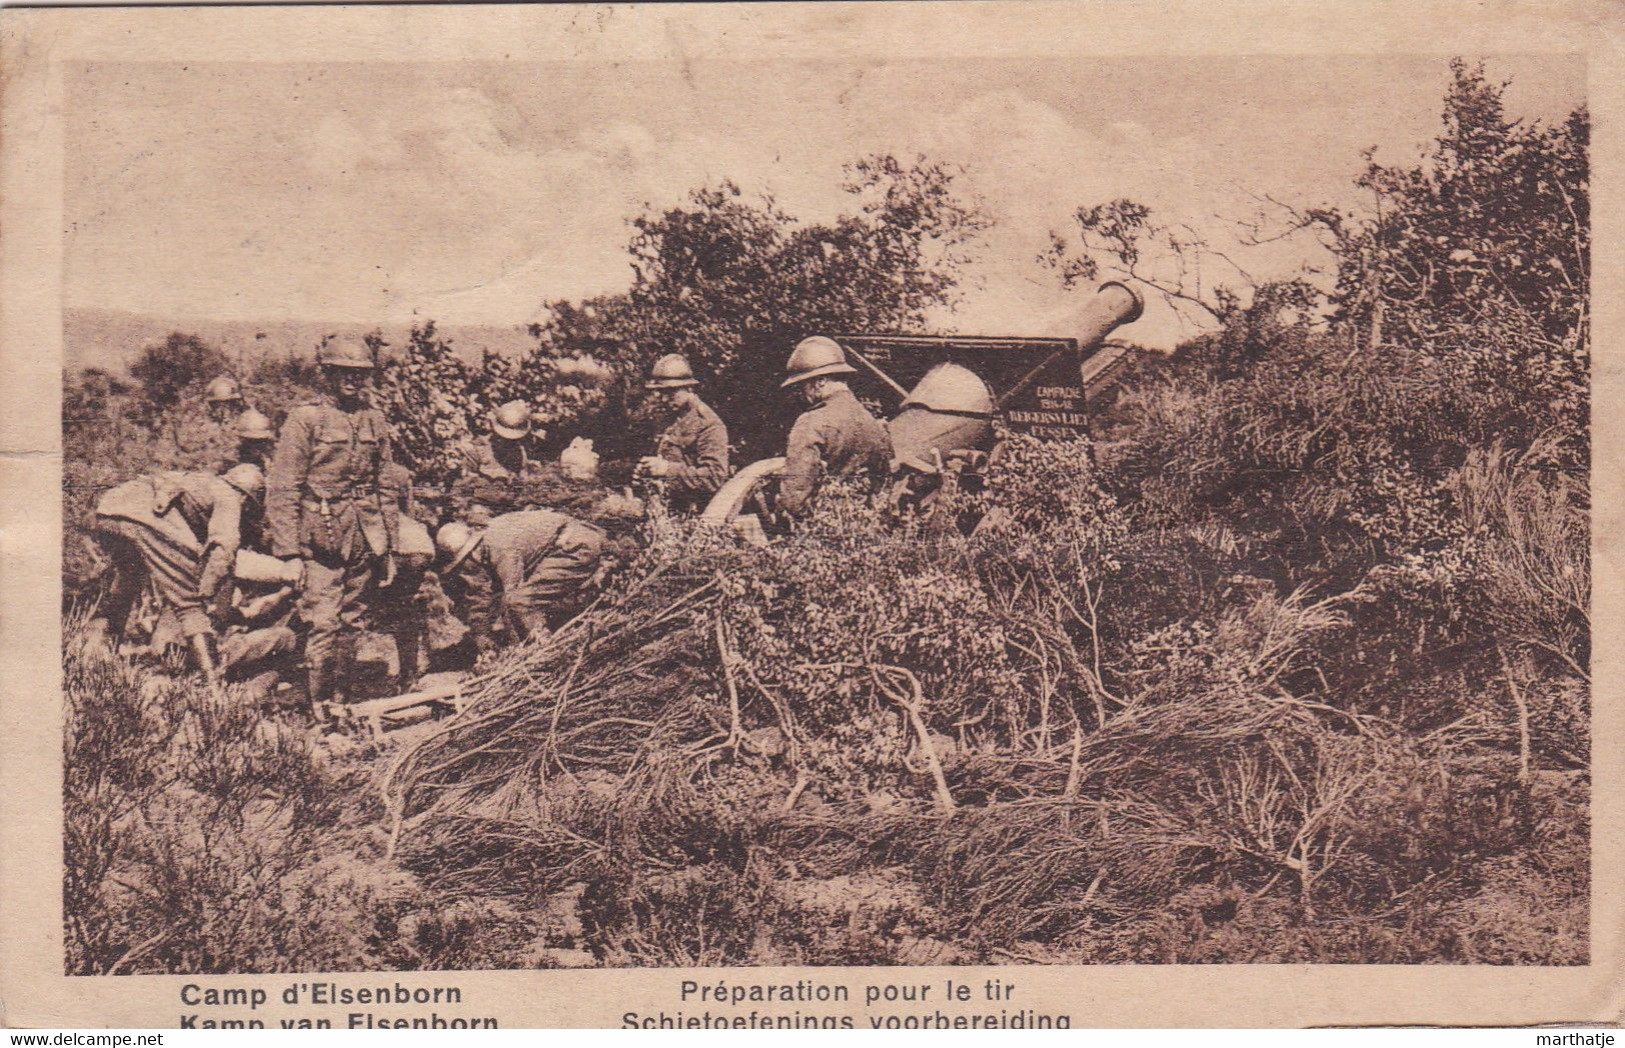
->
[266,337,399,708]
[90,463,265,682]
[777,336,892,517]
[435,510,606,651]
[637,354,730,513]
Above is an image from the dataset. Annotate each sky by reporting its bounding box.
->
[65,54,1584,348]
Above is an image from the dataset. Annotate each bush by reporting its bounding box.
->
[62,616,548,974]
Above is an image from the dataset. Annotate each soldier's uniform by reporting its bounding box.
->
[457,436,535,481]
[161,416,239,474]
[92,471,250,642]
[779,387,893,516]
[452,510,605,645]
[267,393,398,703]
[218,573,300,682]
[654,397,730,512]
[454,437,542,522]
[369,462,433,688]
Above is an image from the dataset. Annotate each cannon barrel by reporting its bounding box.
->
[994,281,1144,412]
[1070,281,1143,365]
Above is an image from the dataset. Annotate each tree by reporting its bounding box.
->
[1239,61,1587,465]
[371,322,478,485]
[128,333,231,419]
[528,154,991,460]
[1042,199,1317,375]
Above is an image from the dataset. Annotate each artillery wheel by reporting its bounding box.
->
[702,457,787,539]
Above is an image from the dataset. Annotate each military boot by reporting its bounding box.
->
[304,650,332,721]
[329,632,357,706]
[392,623,423,695]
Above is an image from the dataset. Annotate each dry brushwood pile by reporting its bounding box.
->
[377,434,1584,966]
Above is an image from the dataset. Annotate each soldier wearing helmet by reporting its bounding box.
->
[205,374,246,424]
[435,509,608,652]
[883,363,998,525]
[637,354,730,513]
[168,374,247,470]
[455,400,545,520]
[231,407,277,471]
[777,336,892,517]
[89,463,265,684]
[266,336,399,709]
[460,400,543,481]
[367,461,435,692]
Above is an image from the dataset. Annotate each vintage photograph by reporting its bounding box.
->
[56,43,1588,976]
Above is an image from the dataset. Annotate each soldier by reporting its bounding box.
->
[267,337,399,708]
[455,400,544,521]
[434,509,607,651]
[205,374,246,425]
[167,375,246,471]
[370,461,435,692]
[459,400,543,481]
[636,354,730,513]
[231,407,277,471]
[89,463,265,682]
[217,549,304,684]
[777,336,893,517]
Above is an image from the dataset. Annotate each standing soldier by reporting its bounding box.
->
[89,463,265,683]
[231,407,277,471]
[267,337,398,708]
[636,354,730,513]
[434,509,606,651]
[777,336,892,517]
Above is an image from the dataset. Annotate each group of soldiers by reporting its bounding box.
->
[85,331,895,715]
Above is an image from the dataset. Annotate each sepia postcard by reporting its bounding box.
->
[1,0,1620,1030]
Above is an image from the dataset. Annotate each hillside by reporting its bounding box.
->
[64,309,539,376]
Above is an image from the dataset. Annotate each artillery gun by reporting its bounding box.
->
[702,282,1144,533]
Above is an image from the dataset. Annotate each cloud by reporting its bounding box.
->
[65,56,1583,350]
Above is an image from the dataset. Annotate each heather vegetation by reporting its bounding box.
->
[64,62,1586,971]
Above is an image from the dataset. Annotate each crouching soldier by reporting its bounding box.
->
[454,400,545,523]
[217,549,304,684]
[90,463,265,682]
[267,337,399,708]
[434,510,607,652]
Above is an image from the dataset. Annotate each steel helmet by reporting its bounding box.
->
[435,521,485,573]
[221,463,265,504]
[233,407,276,442]
[490,400,532,441]
[900,363,995,417]
[646,354,699,390]
[781,336,858,388]
[205,375,244,404]
[315,336,375,369]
